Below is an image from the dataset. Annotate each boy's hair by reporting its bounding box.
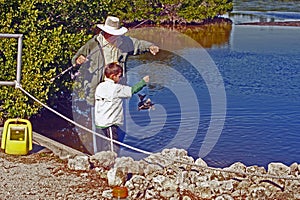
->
[104,62,123,78]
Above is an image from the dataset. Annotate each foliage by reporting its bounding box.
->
[0,0,232,120]
[0,0,109,120]
[110,0,233,25]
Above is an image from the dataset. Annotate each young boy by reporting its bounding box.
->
[94,62,149,154]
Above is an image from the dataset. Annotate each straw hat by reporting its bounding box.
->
[97,16,128,35]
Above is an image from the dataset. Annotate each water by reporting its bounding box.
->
[119,25,300,168]
[229,0,300,24]
[118,1,300,167]
[204,26,300,167]
[32,1,300,168]
[233,0,300,12]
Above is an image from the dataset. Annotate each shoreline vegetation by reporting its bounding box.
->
[123,16,233,28]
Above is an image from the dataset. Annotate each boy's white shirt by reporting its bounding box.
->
[95,77,132,128]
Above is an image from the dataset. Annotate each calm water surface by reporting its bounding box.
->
[204,26,300,167]
[122,25,300,168]
[233,0,300,12]
[230,0,300,24]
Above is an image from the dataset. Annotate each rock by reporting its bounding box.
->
[197,182,214,199]
[67,155,90,170]
[90,151,116,169]
[102,189,113,199]
[182,196,192,200]
[267,162,290,176]
[141,160,164,176]
[246,165,267,182]
[249,186,270,199]
[107,167,127,186]
[195,157,208,167]
[160,190,176,198]
[114,156,143,174]
[144,188,159,199]
[215,194,234,200]
[226,162,247,173]
[289,162,299,176]
[223,162,247,180]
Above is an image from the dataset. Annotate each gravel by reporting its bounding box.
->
[0,151,109,200]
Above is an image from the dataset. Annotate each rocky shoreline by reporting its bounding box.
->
[71,149,300,199]
[1,148,300,199]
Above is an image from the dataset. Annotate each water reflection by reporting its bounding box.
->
[129,23,232,49]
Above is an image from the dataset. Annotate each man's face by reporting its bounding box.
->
[103,32,113,38]
[103,32,119,43]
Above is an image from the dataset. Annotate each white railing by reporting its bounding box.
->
[0,33,23,86]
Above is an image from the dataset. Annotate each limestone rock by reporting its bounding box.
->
[67,155,90,170]
[268,162,290,176]
[90,151,116,169]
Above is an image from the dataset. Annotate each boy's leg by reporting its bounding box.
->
[102,125,120,154]
[95,127,109,152]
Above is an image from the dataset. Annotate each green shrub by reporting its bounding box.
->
[0,0,109,120]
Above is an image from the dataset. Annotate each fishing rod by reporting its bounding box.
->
[50,34,117,82]
[50,19,149,82]
[50,64,77,82]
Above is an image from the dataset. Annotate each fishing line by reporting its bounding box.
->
[50,19,149,82]
[50,34,119,82]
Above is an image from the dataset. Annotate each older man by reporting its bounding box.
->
[71,16,159,154]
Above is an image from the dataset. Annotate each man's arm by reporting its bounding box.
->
[71,36,98,66]
[122,36,159,56]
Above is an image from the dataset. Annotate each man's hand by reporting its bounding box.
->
[75,55,87,65]
[149,45,159,55]
[143,75,150,83]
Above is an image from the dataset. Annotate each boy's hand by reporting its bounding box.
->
[143,75,150,83]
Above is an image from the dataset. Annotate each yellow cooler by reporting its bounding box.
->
[1,119,32,155]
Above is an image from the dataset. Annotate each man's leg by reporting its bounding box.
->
[90,106,99,154]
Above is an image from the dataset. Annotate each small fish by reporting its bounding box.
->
[138,94,155,111]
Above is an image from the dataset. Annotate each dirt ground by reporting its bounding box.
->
[0,150,109,200]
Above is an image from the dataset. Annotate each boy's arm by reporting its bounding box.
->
[131,79,146,94]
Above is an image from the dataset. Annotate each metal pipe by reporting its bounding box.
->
[16,35,23,84]
[0,33,23,38]
[0,81,16,86]
[0,33,23,86]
